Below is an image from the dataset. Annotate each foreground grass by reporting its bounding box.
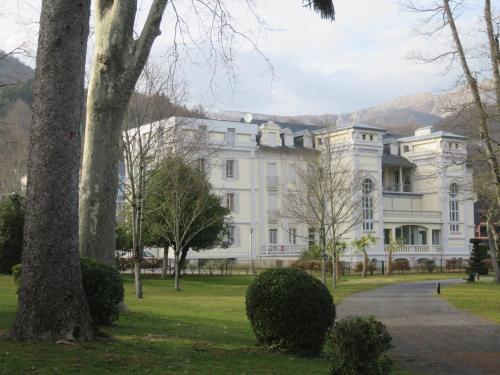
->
[0,273,460,374]
[441,277,500,323]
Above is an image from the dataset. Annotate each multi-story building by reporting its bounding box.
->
[123,115,475,266]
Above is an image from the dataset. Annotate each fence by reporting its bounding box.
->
[116,256,493,277]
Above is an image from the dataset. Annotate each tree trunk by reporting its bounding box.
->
[162,247,169,279]
[79,0,168,265]
[331,256,337,289]
[335,251,341,280]
[11,0,96,340]
[487,209,500,283]
[174,251,180,291]
[387,251,393,276]
[320,230,327,284]
[79,98,126,265]
[362,250,368,278]
[134,260,143,298]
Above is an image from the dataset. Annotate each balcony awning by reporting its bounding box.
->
[382,154,415,168]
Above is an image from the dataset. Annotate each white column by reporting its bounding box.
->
[399,166,403,192]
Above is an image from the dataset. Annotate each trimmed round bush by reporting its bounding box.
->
[81,258,124,325]
[328,317,392,375]
[246,268,335,356]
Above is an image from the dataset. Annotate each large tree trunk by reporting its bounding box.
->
[79,0,168,265]
[320,230,327,284]
[11,0,95,340]
[79,99,126,265]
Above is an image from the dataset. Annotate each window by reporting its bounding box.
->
[395,225,428,245]
[449,183,459,232]
[199,125,208,141]
[289,228,297,245]
[308,228,316,246]
[362,178,374,231]
[225,160,235,178]
[384,229,391,245]
[362,134,366,140]
[317,138,323,145]
[227,226,236,246]
[197,158,206,172]
[369,135,374,141]
[226,193,235,212]
[267,162,277,176]
[403,145,410,153]
[269,229,278,244]
[432,230,441,245]
[226,128,235,145]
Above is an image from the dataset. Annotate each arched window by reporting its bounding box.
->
[449,183,459,232]
[362,178,374,231]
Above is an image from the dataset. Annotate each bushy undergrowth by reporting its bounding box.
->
[328,316,392,375]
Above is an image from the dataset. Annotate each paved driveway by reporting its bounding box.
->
[337,279,500,375]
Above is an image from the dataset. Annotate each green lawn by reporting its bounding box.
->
[0,273,459,374]
[441,277,500,323]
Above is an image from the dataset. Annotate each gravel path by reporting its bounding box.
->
[337,279,500,375]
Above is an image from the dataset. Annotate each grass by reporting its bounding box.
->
[0,272,461,374]
[441,277,500,323]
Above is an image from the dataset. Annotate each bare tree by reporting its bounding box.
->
[406,0,500,281]
[284,135,363,288]
[11,0,96,340]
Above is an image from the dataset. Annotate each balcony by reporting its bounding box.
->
[261,244,306,257]
[266,176,280,190]
[384,245,442,254]
[383,183,412,193]
[384,210,441,218]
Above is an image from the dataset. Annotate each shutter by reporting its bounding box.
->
[221,160,226,180]
[234,192,240,213]
[234,160,239,179]
[235,226,241,246]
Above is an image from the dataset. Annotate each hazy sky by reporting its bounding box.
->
[0,0,485,115]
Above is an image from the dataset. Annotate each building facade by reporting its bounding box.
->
[124,116,475,266]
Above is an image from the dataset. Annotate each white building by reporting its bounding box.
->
[123,116,475,267]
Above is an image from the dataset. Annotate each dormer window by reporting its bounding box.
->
[226,128,235,146]
[362,134,366,140]
[317,138,323,145]
[403,145,410,153]
[370,135,374,141]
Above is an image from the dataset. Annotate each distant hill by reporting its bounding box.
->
[212,83,496,135]
[0,52,34,86]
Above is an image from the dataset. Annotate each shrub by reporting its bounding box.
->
[12,259,124,326]
[0,194,24,274]
[246,268,335,356]
[328,317,392,375]
[81,258,124,325]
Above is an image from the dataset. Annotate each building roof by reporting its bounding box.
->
[312,122,386,135]
[382,153,416,168]
[396,131,466,143]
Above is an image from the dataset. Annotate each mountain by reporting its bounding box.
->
[212,84,495,135]
[0,52,34,86]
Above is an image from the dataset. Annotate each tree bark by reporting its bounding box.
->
[134,260,143,298]
[387,251,393,276]
[11,0,96,340]
[320,229,327,284]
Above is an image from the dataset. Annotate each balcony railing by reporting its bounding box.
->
[266,176,280,189]
[384,245,442,253]
[383,183,412,193]
[260,244,306,257]
[384,210,441,218]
